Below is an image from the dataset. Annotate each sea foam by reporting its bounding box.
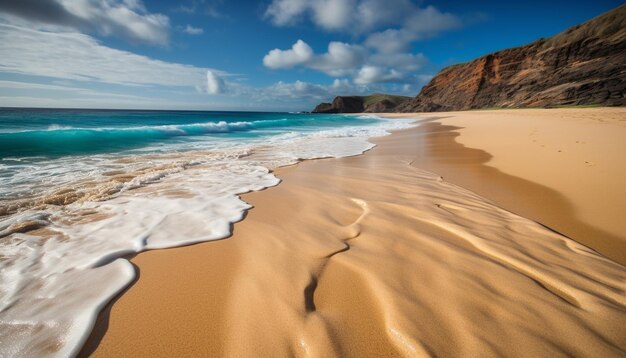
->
[0,114,416,357]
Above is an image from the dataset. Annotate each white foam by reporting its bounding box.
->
[0,115,417,357]
[47,124,74,130]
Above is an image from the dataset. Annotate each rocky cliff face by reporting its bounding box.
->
[395,4,626,112]
[313,96,364,113]
[312,94,411,113]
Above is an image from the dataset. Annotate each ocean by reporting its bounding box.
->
[0,108,415,357]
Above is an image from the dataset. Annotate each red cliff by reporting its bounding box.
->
[397,4,626,112]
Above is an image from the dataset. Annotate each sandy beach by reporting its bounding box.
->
[385,107,626,264]
[83,108,626,357]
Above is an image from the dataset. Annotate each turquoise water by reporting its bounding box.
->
[0,108,381,157]
[0,108,415,356]
[0,108,393,204]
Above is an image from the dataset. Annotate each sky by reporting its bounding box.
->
[0,0,622,111]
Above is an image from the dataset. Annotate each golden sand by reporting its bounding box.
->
[383,108,626,264]
[83,108,626,357]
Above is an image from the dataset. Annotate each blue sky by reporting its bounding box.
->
[0,0,622,111]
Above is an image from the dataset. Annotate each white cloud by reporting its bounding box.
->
[309,0,355,30]
[263,40,364,76]
[404,5,461,35]
[262,39,426,85]
[256,76,423,103]
[263,39,314,69]
[354,67,433,86]
[260,78,375,101]
[206,70,225,94]
[354,65,404,85]
[364,29,411,54]
[264,0,457,36]
[0,80,90,92]
[183,25,203,35]
[0,23,225,88]
[0,23,417,109]
[262,2,459,86]
[365,6,461,53]
[309,42,366,76]
[355,0,413,32]
[264,0,309,26]
[265,0,404,32]
[0,0,170,45]
[0,79,162,101]
[331,78,353,92]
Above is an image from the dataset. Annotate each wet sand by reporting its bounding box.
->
[83,108,626,357]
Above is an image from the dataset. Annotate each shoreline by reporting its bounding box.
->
[1,113,416,357]
[84,108,626,356]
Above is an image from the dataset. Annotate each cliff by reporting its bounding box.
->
[397,4,626,112]
[312,94,411,113]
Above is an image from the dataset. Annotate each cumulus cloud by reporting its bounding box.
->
[309,0,355,30]
[206,70,225,94]
[0,0,170,45]
[264,0,458,36]
[183,25,204,35]
[309,42,366,76]
[355,0,414,31]
[365,6,461,53]
[263,1,460,86]
[354,66,434,86]
[0,23,225,88]
[264,39,366,76]
[354,65,404,85]
[263,39,314,69]
[263,39,426,85]
[364,29,410,54]
[330,78,354,92]
[264,0,309,26]
[265,0,411,32]
[404,5,462,35]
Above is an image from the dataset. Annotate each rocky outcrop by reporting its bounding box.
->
[397,4,626,112]
[312,94,411,113]
[313,96,365,113]
[364,99,399,113]
[312,102,335,113]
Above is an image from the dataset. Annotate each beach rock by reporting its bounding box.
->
[397,4,626,112]
[312,102,335,113]
[312,94,411,113]
[312,96,364,113]
[333,96,365,113]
